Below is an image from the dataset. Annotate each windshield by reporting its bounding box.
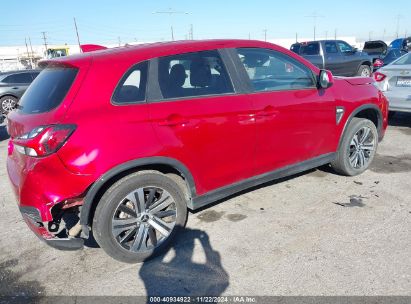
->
[392,53,411,65]
[18,67,78,114]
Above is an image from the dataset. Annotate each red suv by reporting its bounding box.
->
[6,40,388,263]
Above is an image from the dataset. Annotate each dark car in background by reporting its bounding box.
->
[362,40,408,70]
[290,40,373,77]
[0,70,40,114]
[389,37,411,51]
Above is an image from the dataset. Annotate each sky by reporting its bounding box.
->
[0,0,410,46]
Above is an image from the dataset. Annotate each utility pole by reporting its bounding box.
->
[305,12,324,41]
[383,28,386,41]
[73,17,82,52]
[28,37,34,68]
[334,28,337,40]
[118,36,121,47]
[41,31,48,56]
[325,31,328,40]
[249,33,251,40]
[263,29,268,42]
[152,8,190,41]
[24,38,32,69]
[295,32,298,43]
[396,14,403,39]
[189,24,194,40]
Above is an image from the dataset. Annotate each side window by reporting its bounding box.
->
[299,42,320,55]
[3,73,32,84]
[325,41,338,54]
[157,50,234,100]
[337,41,353,53]
[236,48,316,92]
[112,61,148,103]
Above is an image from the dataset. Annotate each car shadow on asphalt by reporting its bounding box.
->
[0,125,10,141]
[139,228,229,297]
[388,112,411,128]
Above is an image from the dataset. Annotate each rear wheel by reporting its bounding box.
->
[93,171,188,263]
[0,96,18,114]
[331,118,378,176]
[357,65,371,77]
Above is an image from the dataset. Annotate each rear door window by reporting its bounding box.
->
[324,41,338,54]
[300,42,320,55]
[112,61,148,104]
[157,50,234,100]
[18,67,78,114]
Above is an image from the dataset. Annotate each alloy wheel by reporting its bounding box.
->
[361,68,371,77]
[1,98,17,113]
[111,187,177,253]
[348,126,375,169]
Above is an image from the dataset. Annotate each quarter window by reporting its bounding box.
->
[112,61,148,103]
[325,41,338,54]
[236,48,316,92]
[157,50,234,100]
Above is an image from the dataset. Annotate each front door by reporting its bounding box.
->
[233,47,337,175]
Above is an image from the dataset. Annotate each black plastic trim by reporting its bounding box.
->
[191,152,336,210]
[79,157,197,226]
[337,104,383,148]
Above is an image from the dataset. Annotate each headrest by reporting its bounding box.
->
[169,64,186,88]
[190,59,211,87]
[243,53,270,68]
[117,85,140,102]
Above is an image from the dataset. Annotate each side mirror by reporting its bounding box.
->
[319,70,334,89]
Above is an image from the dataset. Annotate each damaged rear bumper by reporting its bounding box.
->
[20,206,84,251]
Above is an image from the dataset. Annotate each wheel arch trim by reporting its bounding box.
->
[338,103,383,150]
[79,156,197,228]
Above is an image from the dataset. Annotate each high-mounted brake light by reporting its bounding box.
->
[373,59,384,68]
[373,72,386,82]
[13,125,76,157]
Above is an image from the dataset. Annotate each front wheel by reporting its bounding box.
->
[93,171,188,263]
[331,118,378,176]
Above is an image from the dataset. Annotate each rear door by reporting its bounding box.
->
[233,47,337,175]
[147,49,256,195]
[299,42,324,69]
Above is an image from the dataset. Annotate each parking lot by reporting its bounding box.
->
[0,114,410,297]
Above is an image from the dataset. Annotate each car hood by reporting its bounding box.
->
[335,76,373,86]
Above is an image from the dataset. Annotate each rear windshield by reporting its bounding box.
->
[18,67,78,114]
[300,42,320,55]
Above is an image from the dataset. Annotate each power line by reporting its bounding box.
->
[305,12,324,41]
[152,8,191,41]
[41,31,48,53]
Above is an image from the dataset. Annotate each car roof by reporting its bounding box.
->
[40,39,287,67]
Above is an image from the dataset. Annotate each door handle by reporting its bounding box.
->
[256,106,278,117]
[158,115,189,127]
[12,87,19,90]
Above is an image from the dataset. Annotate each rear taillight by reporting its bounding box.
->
[12,125,76,157]
[373,59,384,68]
[373,72,386,82]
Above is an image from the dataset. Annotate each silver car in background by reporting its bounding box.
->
[374,53,411,113]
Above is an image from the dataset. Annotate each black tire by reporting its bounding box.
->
[93,171,188,263]
[331,118,378,176]
[0,96,18,114]
[357,65,371,77]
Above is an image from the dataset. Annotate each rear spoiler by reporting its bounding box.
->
[80,44,107,53]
